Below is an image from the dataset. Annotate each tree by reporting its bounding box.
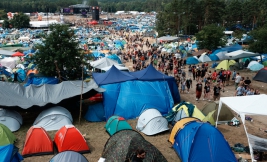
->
[195,24,226,50]
[0,9,7,19]
[33,24,84,80]
[2,19,10,29]
[10,12,30,29]
[248,25,267,54]
[88,0,99,6]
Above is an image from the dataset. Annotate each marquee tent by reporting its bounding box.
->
[0,80,103,109]
[217,94,267,160]
[225,50,258,60]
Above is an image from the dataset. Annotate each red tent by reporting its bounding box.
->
[54,125,90,153]
[88,20,98,25]
[12,52,24,57]
[89,93,103,102]
[22,126,54,157]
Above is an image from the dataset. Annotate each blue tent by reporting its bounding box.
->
[0,144,23,162]
[107,54,122,64]
[186,57,199,65]
[173,121,236,162]
[16,69,26,82]
[130,64,180,103]
[209,54,220,61]
[84,103,105,122]
[101,80,174,120]
[24,77,59,87]
[93,65,137,85]
[221,44,242,52]
[92,51,105,58]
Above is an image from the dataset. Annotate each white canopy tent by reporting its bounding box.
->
[217,95,267,161]
[225,50,259,60]
[90,57,119,69]
[100,64,129,71]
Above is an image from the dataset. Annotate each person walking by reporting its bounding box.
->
[186,78,192,93]
[234,72,241,90]
[213,83,221,101]
[204,82,211,101]
[195,81,203,101]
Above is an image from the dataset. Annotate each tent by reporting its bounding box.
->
[24,77,59,87]
[105,116,132,136]
[50,151,88,162]
[0,80,102,109]
[186,57,199,65]
[169,117,199,144]
[107,54,122,64]
[225,50,259,60]
[101,80,174,120]
[33,106,73,131]
[217,95,267,160]
[102,130,167,162]
[249,62,264,71]
[84,103,105,122]
[54,125,90,153]
[165,102,206,125]
[173,121,236,162]
[253,67,267,83]
[136,109,169,135]
[247,61,259,69]
[12,52,24,57]
[0,144,23,162]
[198,54,211,62]
[221,44,242,52]
[0,123,16,146]
[90,57,119,69]
[22,126,54,157]
[0,108,23,132]
[215,60,236,70]
[93,65,136,85]
[130,64,180,103]
[201,102,234,125]
[100,64,129,71]
[0,49,14,56]
[0,57,16,69]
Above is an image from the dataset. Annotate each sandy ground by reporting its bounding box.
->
[14,16,267,162]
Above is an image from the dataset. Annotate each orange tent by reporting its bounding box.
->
[54,125,90,153]
[88,20,98,25]
[27,69,38,76]
[12,52,24,57]
[22,126,54,157]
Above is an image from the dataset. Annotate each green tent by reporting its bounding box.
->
[104,116,132,136]
[263,61,267,67]
[102,130,167,162]
[216,60,236,70]
[0,123,16,146]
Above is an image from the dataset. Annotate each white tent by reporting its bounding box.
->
[0,108,23,132]
[198,54,211,62]
[247,61,259,69]
[90,57,119,69]
[215,50,229,60]
[100,64,129,71]
[217,95,267,161]
[0,57,16,69]
[225,50,259,60]
[33,106,73,131]
[136,109,169,135]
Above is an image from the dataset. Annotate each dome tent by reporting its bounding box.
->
[102,130,167,162]
[0,108,22,132]
[50,151,88,162]
[22,126,54,157]
[0,123,16,146]
[105,116,132,136]
[33,106,73,131]
[173,121,236,162]
[136,108,169,135]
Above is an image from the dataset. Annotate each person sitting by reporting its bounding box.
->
[130,149,146,162]
[235,84,246,96]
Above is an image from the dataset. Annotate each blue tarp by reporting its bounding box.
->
[221,44,242,52]
[24,77,59,87]
[16,69,26,82]
[186,57,199,65]
[173,121,236,162]
[101,81,174,120]
[107,54,122,64]
[93,66,137,85]
[0,144,23,162]
[84,103,105,122]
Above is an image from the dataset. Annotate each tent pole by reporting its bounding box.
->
[79,65,84,125]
